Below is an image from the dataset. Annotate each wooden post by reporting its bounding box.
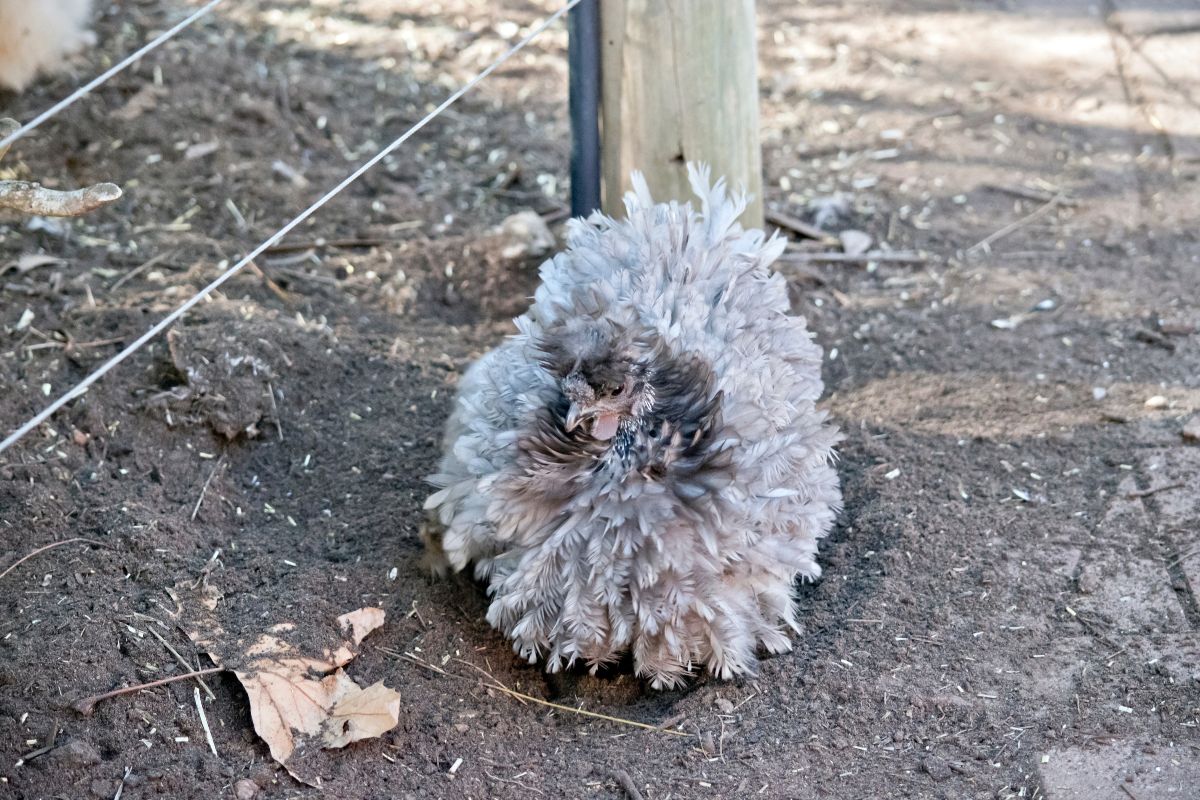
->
[600,0,763,228]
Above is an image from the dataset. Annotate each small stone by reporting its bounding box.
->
[991,315,1024,330]
[494,210,555,260]
[714,697,735,714]
[700,730,717,756]
[90,779,118,798]
[808,195,850,230]
[1183,416,1200,443]
[1076,565,1100,594]
[234,779,260,800]
[47,739,102,768]
[922,755,953,781]
[1159,320,1196,336]
[838,229,872,257]
[1092,387,1107,401]
[1144,395,1168,409]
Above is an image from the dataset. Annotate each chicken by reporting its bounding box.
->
[0,0,94,93]
[424,165,842,688]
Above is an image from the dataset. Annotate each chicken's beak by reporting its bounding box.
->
[565,402,586,432]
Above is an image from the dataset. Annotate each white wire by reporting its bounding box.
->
[0,0,226,154]
[0,0,583,456]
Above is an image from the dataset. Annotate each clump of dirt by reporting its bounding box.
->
[164,326,285,440]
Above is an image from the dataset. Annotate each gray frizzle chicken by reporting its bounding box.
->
[424,165,842,688]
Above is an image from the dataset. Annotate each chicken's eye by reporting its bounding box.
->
[611,383,625,397]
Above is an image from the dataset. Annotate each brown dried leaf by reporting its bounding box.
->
[112,84,165,122]
[234,637,349,765]
[321,677,402,749]
[175,595,397,786]
[165,577,223,620]
[337,607,385,645]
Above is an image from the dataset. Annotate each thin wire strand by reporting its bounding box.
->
[0,0,582,456]
[0,0,226,154]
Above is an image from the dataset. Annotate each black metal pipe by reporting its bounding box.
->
[568,0,602,218]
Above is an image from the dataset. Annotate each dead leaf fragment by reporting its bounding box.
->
[184,140,220,160]
[0,253,65,276]
[112,84,166,122]
[321,676,402,749]
[337,607,385,644]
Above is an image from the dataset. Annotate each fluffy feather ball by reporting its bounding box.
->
[425,166,842,688]
[0,0,94,93]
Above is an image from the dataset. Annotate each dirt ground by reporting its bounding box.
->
[1,0,1198,798]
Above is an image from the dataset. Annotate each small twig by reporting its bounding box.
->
[109,250,176,292]
[611,768,646,800]
[0,181,122,216]
[1166,547,1200,569]
[404,600,429,629]
[263,237,390,254]
[779,250,928,265]
[1134,328,1176,351]
[268,265,339,286]
[1117,23,1200,113]
[18,336,126,354]
[191,456,225,521]
[1069,612,1124,653]
[0,118,18,162]
[393,652,689,737]
[113,766,132,800]
[895,634,944,647]
[765,209,838,244]
[983,183,1078,207]
[266,381,282,442]
[540,206,571,225]
[14,720,59,767]
[1142,22,1200,38]
[1125,481,1185,499]
[479,681,691,737]
[386,649,457,678]
[0,537,106,582]
[73,666,226,716]
[1120,784,1143,800]
[452,657,529,705]
[244,260,292,303]
[485,771,547,795]
[783,264,828,285]
[194,688,218,756]
[966,195,1064,256]
[649,712,687,733]
[64,336,128,354]
[148,627,215,700]
[1102,641,1132,661]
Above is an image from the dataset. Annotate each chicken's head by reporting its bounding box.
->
[536,320,657,441]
